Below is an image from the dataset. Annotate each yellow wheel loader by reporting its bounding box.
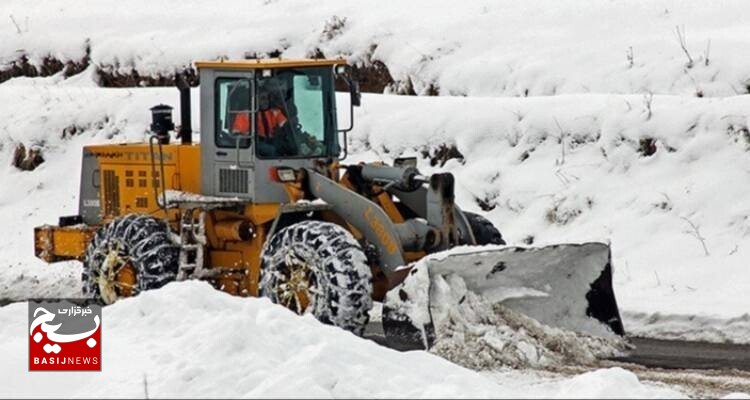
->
[34,58,623,348]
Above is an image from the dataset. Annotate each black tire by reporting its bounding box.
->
[260,221,373,335]
[82,214,180,304]
[464,211,506,245]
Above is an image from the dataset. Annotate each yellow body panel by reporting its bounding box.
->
[34,225,97,262]
[203,204,279,296]
[86,143,200,222]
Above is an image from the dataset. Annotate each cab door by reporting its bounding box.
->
[199,68,256,198]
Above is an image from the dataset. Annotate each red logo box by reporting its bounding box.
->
[28,300,101,371]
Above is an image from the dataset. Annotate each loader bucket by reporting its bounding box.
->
[382,242,624,350]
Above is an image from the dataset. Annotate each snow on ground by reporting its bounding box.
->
[624,312,750,344]
[2,0,750,97]
[0,281,687,398]
[0,81,749,343]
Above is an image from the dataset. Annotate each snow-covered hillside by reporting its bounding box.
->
[2,0,750,96]
[0,281,687,398]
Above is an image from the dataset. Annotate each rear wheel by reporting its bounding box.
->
[464,211,506,245]
[82,214,180,304]
[260,221,373,335]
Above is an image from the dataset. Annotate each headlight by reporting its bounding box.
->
[271,167,297,183]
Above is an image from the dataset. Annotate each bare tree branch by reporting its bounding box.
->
[680,215,710,256]
[704,39,711,67]
[553,118,566,166]
[642,91,654,120]
[9,15,21,34]
[674,25,694,68]
[626,46,634,68]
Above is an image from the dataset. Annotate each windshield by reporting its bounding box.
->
[214,67,337,159]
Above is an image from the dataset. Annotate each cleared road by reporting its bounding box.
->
[613,337,750,371]
[364,322,750,372]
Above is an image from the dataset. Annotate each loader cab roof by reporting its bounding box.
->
[194,58,347,71]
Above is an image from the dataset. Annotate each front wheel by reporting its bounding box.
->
[260,221,373,335]
[82,214,180,304]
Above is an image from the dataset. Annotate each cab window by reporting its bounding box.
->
[215,78,252,149]
[255,70,333,159]
[292,75,325,144]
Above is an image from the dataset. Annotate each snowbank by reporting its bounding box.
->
[624,311,750,344]
[2,0,750,96]
[0,281,686,398]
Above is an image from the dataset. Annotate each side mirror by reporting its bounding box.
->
[333,66,360,161]
[349,79,361,107]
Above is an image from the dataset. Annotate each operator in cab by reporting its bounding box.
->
[229,78,324,158]
[231,80,290,157]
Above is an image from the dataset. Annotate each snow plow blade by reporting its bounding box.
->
[382,242,624,350]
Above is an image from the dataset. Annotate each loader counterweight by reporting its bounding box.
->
[34,224,97,262]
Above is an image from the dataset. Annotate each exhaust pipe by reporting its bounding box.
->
[176,73,192,145]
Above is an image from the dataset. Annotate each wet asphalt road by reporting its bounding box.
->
[611,337,750,372]
[364,322,750,372]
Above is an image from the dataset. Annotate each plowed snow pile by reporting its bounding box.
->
[380,246,627,370]
[0,282,684,398]
[431,298,626,371]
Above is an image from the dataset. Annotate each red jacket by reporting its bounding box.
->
[232,109,287,138]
